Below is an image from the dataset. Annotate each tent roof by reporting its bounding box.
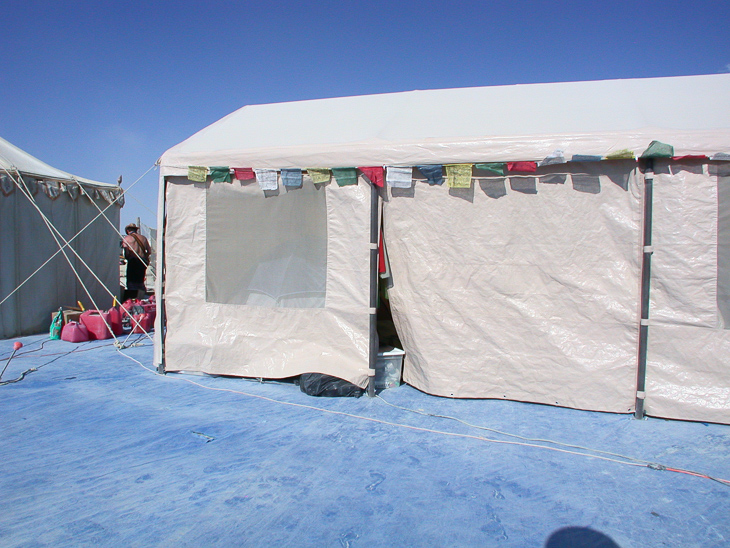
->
[161,74,730,174]
[0,136,117,189]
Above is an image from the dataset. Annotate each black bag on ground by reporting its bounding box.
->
[299,373,364,397]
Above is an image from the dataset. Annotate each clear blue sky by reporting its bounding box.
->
[2,0,728,229]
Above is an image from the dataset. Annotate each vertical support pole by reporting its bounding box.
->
[635,159,654,418]
[154,173,167,375]
[367,181,380,397]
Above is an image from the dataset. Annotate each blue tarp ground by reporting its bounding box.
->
[0,335,728,548]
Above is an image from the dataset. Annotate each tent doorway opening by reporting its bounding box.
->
[377,279,402,350]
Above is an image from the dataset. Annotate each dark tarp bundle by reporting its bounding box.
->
[299,373,364,397]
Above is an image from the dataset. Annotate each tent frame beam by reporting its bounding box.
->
[635,159,654,419]
[367,182,380,397]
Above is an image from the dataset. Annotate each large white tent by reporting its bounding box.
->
[157,74,730,423]
[0,137,123,339]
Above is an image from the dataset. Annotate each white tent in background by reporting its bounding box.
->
[0,137,123,338]
[157,74,730,423]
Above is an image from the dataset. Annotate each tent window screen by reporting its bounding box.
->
[205,182,327,308]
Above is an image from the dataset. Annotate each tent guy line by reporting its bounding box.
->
[0,162,156,310]
[112,346,730,488]
[1,157,155,345]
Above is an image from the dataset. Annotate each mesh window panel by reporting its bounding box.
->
[206,181,327,308]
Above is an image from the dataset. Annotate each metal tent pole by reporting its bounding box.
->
[367,181,380,397]
[635,159,654,419]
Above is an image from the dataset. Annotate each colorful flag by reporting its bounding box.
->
[474,163,506,175]
[571,155,602,162]
[445,164,473,188]
[605,149,635,160]
[187,166,208,182]
[209,166,232,183]
[539,150,566,166]
[358,166,384,188]
[641,141,674,158]
[233,167,256,180]
[254,169,278,191]
[506,161,537,173]
[281,168,303,188]
[416,165,444,185]
[332,168,358,186]
[386,166,413,188]
[307,168,332,185]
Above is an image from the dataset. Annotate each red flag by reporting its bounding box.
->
[233,167,255,180]
[358,166,384,188]
[506,161,537,173]
[671,155,708,161]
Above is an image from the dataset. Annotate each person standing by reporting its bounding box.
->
[122,223,152,300]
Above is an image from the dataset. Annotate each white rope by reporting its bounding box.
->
[124,191,158,217]
[78,187,155,340]
[8,170,120,344]
[0,164,157,308]
[4,168,155,345]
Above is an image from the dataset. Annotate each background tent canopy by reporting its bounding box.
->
[1,136,122,339]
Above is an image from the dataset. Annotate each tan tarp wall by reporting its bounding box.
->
[162,176,371,386]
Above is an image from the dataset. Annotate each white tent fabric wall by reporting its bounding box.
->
[0,138,121,339]
[158,74,730,423]
[162,176,371,386]
[644,161,730,423]
[384,161,643,413]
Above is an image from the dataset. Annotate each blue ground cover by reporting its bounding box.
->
[1,335,728,547]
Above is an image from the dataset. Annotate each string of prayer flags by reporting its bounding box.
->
[332,168,358,187]
[281,168,303,188]
[416,165,444,186]
[210,166,232,183]
[41,181,62,200]
[605,149,635,160]
[445,164,473,188]
[539,150,566,166]
[187,166,208,182]
[307,168,332,185]
[234,167,256,181]
[66,183,80,200]
[571,154,602,162]
[641,141,674,158]
[0,174,13,196]
[386,166,413,188]
[474,163,506,175]
[254,169,278,191]
[358,166,384,188]
[506,161,537,173]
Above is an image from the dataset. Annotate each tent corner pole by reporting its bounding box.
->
[367,182,380,397]
[154,175,167,375]
[634,158,654,419]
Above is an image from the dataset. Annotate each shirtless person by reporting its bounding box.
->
[122,223,152,300]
